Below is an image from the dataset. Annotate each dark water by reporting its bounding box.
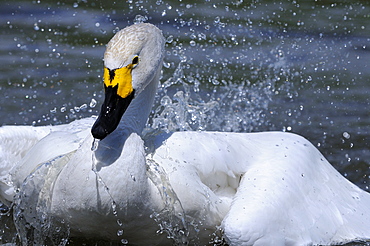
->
[0,0,369,244]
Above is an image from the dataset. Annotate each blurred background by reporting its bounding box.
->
[0,0,369,243]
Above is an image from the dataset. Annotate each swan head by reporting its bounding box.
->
[91,23,165,140]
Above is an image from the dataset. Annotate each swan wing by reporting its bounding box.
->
[219,132,370,245]
[152,131,370,245]
[0,125,51,203]
[0,118,94,204]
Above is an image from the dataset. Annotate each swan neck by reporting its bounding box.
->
[118,71,160,135]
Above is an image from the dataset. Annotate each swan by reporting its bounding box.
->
[0,23,370,245]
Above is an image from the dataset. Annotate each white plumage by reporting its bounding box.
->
[0,23,369,245]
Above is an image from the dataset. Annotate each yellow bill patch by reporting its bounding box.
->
[103,65,134,98]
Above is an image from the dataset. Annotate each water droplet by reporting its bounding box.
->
[89,98,97,108]
[117,229,124,236]
[166,35,173,43]
[112,201,118,216]
[160,96,172,106]
[91,138,99,151]
[130,174,136,181]
[163,62,171,68]
[342,131,350,139]
[117,219,123,226]
[121,239,129,244]
[134,15,148,24]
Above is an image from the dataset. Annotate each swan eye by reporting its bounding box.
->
[132,56,139,67]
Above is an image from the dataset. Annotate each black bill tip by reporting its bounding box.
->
[91,123,109,140]
[91,86,135,140]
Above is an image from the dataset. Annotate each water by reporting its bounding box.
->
[91,138,129,244]
[146,158,190,245]
[0,0,369,245]
[13,154,72,245]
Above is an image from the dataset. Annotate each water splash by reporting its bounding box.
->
[146,158,191,245]
[91,140,116,203]
[148,47,289,134]
[13,154,72,245]
[90,139,128,243]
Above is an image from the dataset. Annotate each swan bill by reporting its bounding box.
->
[91,65,136,140]
[103,65,134,98]
[91,85,135,140]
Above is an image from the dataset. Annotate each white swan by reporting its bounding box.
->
[1,23,370,245]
